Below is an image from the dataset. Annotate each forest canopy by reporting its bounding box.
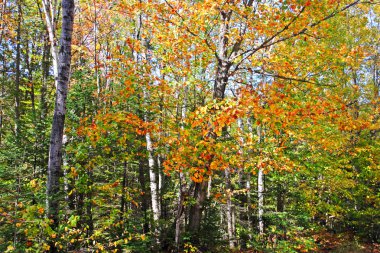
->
[0,0,379,252]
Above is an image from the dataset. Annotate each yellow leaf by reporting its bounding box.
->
[210,161,218,170]
[30,180,36,188]
[42,244,50,251]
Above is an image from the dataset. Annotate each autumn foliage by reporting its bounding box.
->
[0,0,379,252]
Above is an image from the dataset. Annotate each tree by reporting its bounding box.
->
[45,0,75,237]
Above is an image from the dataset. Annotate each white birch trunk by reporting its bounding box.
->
[257,126,264,235]
[62,135,70,217]
[41,0,59,88]
[145,130,160,222]
[175,85,188,248]
[258,168,264,234]
[157,154,163,197]
[237,118,244,184]
[207,176,212,199]
[246,118,253,234]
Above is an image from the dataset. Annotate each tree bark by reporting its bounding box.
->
[41,0,59,88]
[175,85,189,249]
[146,130,160,222]
[0,47,5,145]
[188,5,236,237]
[0,0,7,46]
[188,180,208,233]
[86,168,94,239]
[144,99,161,247]
[138,159,150,234]
[45,0,75,238]
[14,0,22,137]
[276,184,285,213]
[40,31,50,120]
[257,126,264,235]
[225,168,235,248]
[175,171,186,249]
[120,161,127,221]
[246,118,253,233]
[257,168,264,234]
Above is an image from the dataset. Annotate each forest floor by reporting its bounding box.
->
[314,232,379,253]
[233,231,379,253]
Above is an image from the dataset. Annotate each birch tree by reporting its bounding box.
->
[41,0,59,88]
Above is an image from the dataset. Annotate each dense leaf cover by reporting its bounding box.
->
[0,0,379,252]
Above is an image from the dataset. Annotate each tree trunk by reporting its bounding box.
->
[118,160,128,241]
[175,171,186,250]
[144,102,160,247]
[207,176,212,198]
[246,118,253,234]
[0,82,2,145]
[188,6,233,237]
[0,38,6,145]
[86,168,94,239]
[45,0,75,239]
[214,60,231,99]
[276,185,285,213]
[40,31,50,120]
[175,86,188,250]
[225,168,235,248]
[138,159,150,234]
[257,126,264,235]
[41,0,59,88]
[14,0,22,137]
[188,180,208,233]
[0,0,7,46]
[145,131,160,223]
[120,161,127,222]
[139,11,160,238]
[25,40,36,114]
[93,0,100,97]
[157,154,165,218]
[257,168,264,234]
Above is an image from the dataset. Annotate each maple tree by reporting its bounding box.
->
[0,0,379,252]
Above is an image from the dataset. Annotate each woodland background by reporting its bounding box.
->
[0,0,379,252]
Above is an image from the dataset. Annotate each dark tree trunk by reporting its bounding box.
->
[225,168,235,248]
[40,31,49,120]
[188,180,208,234]
[86,169,94,239]
[46,0,75,244]
[213,60,231,100]
[138,159,150,234]
[276,186,285,213]
[119,160,127,236]
[188,8,232,237]
[0,46,5,145]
